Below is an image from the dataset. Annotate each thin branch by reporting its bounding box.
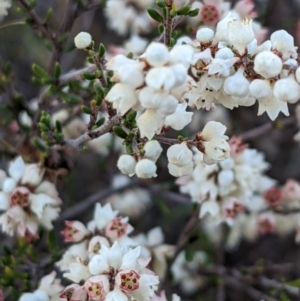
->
[62,114,121,148]
[59,65,97,85]
[240,116,296,141]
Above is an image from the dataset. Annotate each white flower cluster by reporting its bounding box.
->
[61,242,159,301]
[0,156,61,239]
[106,42,194,138]
[178,137,275,222]
[19,271,63,301]
[188,17,300,120]
[105,0,155,35]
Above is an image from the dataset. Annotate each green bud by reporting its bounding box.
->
[33,138,47,151]
[56,120,62,132]
[45,8,53,23]
[95,96,103,106]
[112,126,128,139]
[87,57,94,64]
[53,62,61,79]
[95,117,105,127]
[126,143,134,154]
[127,52,133,59]
[28,0,36,9]
[98,43,106,57]
[3,62,11,76]
[60,92,82,104]
[31,76,42,85]
[39,122,48,131]
[147,8,163,22]
[188,8,199,17]
[94,82,104,96]
[57,32,69,44]
[25,18,35,25]
[32,63,49,79]
[158,23,164,34]
[41,77,54,85]
[82,72,96,80]
[95,70,102,78]
[81,105,92,114]
[126,110,137,122]
[40,115,50,127]
[156,0,166,8]
[128,131,135,139]
[88,50,95,56]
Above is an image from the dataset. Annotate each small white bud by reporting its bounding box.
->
[223,68,249,97]
[167,143,193,167]
[249,79,272,101]
[145,42,169,67]
[144,140,163,162]
[33,290,49,301]
[117,155,137,175]
[196,28,214,43]
[74,32,92,49]
[215,47,234,60]
[271,30,294,54]
[200,121,228,141]
[254,51,282,79]
[273,75,300,104]
[135,159,157,178]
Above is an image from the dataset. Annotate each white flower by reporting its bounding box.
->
[145,67,176,91]
[196,28,214,43]
[106,83,138,115]
[61,220,88,242]
[271,30,296,58]
[165,103,193,131]
[200,200,220,218]
[74,32,92,49]
[227,18,255,54]
[137,109,164,140]
[203,137,230,163]
[200,121,228,141]
[144,140,163,162]
[19,111,33,127]
[0,0,11,21]
[249,79,273,101]
[273,75,300,104]
[254,51,282,79]
[167,143,193,167]
[169,44,194,68]
[168,161,194,177]
[135,159,157,178]
[223,68,249,97]
[117,155,137,175]
[296,66,300,84]
[257,96,289,120]
[144,42,169,67]
[21,163,44,186]
[92,203,119,230]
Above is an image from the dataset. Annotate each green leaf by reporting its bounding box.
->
[53,62,61,79]
[98,43,106,58]
[126,110,137,122]
[177,5,190,15]
[112,126,128,139]
[47,229,57,252]
[188,8,199,17]
[82,72,96,80]
[156,0,165,8]
[81,105,92,114]
[95,117,105,127]
[147,8,163,22]
[32,63,50,79]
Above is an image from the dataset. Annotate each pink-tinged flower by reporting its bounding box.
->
[116,270,140,292]
[223,198,244,220]
[0,288,4,301]
[258,213,276,235]
[61,221,88,243]
[200,5,220,25]
[84,275,109,300]
[38,270,64,297]
[60,284,88,301]
[88,236,110,254]
[234,0,257,19]
[263,187,282,206]
[281,179,300,200]
[228,136,248,157]
[10,187,30,207]
[105,217,133,239]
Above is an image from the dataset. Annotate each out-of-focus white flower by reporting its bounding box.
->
[227,18,255,54]
[74,32,92,49]
[254,51,283,79]
[135,159,157,178]
[19,111,33,127]
[124,34,148,55]
[0,0,11,21]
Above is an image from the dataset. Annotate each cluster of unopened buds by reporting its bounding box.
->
[0,156,61,240]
